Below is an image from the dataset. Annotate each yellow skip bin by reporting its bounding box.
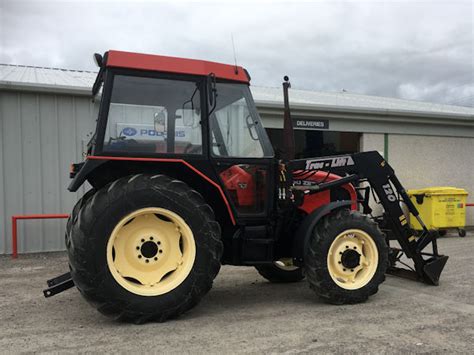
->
[408,187,468,232]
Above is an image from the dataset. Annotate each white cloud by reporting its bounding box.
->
[1,0,473,106]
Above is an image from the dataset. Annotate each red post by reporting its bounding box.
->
[467,203,474,207]
[12,216,18,259]
[11,214,70,259]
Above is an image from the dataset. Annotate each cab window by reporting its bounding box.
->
[210,84,265,158]
[103,75,202,155]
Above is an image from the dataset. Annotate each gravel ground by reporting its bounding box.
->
[0,232,473,354]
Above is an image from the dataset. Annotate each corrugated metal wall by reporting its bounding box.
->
[0,90,98,254]
[1,88,473,255]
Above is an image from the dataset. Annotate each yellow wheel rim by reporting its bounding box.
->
[327,229,378,290]
[274,258,299,271]
[106,207,196,296]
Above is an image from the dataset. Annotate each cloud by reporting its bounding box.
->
[1,0,473,106]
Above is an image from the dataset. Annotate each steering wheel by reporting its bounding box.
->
[184,144,202,154]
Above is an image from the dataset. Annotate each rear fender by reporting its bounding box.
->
[292,200,354,264]
[68,159,107,191]
[67,158,236,230]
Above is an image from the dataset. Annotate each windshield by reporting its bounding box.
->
[210,83,272,158]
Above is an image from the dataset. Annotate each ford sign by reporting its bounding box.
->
[122,127,137,136]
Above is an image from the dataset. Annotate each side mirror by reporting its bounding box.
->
[92,52,105,97]
[154,109,167,133]
[93,53,103,68]
[182,109,199,127]
[207,73,217,114]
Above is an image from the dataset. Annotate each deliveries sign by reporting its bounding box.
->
[293,118,329,130]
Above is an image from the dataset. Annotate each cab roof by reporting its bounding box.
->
[106,50,250,84]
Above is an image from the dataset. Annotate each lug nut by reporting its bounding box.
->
[145,259,149,263]
[138,255,142,259]
[136,246,139,250]
[150,236,154,240]
[141,239,145,242]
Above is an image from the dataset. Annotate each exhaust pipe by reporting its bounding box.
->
[282,76,295,161]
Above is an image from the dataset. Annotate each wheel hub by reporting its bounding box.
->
[341,249,361,269]
[139,239,161,260]
[327,229,379,290]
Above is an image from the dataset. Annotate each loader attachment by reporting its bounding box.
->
[387,246,449,285]
[422,255,449,285]
[288,151,449,285]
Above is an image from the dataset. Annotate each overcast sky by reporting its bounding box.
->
[1,0,473,106]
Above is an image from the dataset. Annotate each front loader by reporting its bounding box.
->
[44,50,448,323]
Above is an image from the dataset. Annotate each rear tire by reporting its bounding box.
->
[66,174,223,323]
[305,209,388,304]
[255,261,304,283]
[65,189,95,249]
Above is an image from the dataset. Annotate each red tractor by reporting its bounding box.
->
[44,50,448,323]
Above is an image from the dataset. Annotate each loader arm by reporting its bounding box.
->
[288,150,448,285]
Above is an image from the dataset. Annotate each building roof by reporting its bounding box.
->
[0,64,97,95]
[1,63,473,119]
[251,86,473,119]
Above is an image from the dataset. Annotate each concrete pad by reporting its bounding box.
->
[0,233,473,353]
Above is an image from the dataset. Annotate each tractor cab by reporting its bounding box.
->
[89,51,273,157]
[91,52,272,158]
[73,50,276,227]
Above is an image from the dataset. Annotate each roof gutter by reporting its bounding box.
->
[255,100,474,122]
[0,82,92,96]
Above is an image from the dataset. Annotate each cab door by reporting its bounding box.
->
[208,82,275,222]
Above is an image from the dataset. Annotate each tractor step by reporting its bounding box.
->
[43,272,74,298]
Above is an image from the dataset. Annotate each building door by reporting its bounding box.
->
[266,128,360,158]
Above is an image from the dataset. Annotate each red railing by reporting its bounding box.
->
[8,203,474,258]
[11,214,70,259]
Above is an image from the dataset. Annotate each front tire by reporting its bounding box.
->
[305,209,388,304]
[66,174,223,323]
